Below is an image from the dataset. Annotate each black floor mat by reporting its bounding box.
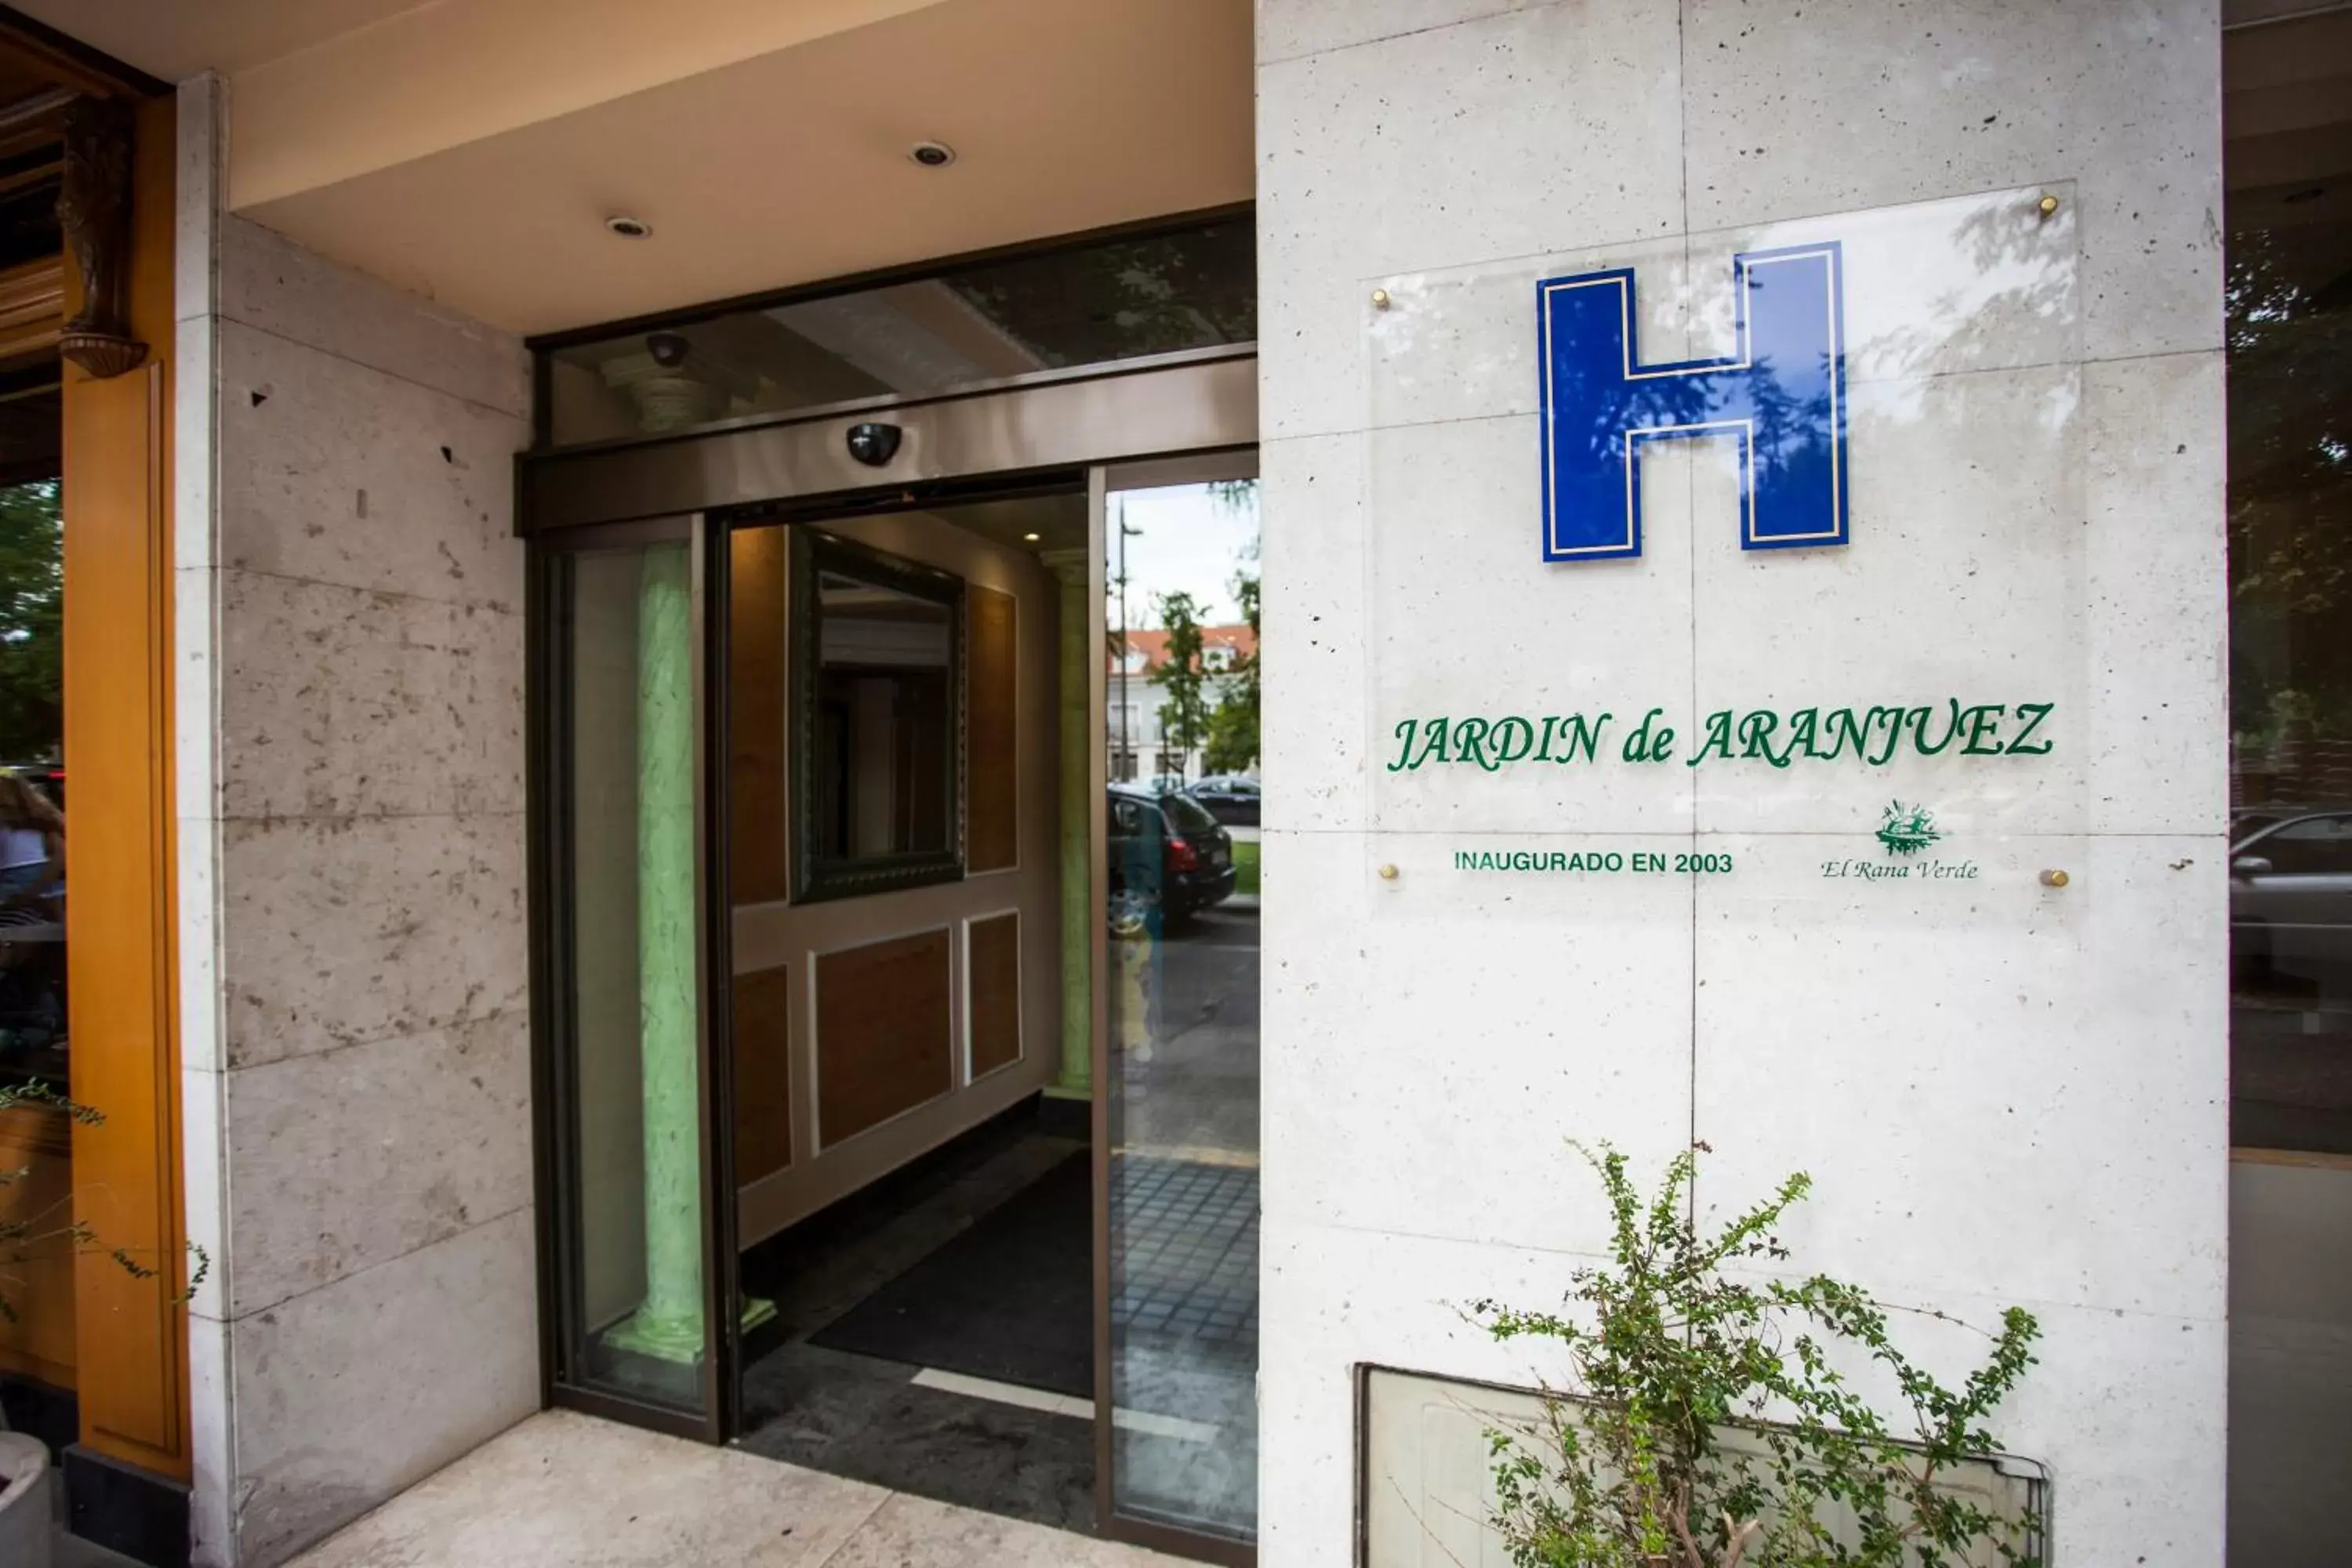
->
[808,1150,1093,1398]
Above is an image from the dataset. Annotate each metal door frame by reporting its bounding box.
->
[521,351,1258,1559]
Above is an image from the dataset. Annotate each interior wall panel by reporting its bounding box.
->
[732,964,794,1184]
[967,911,1022,1078]
[814,927,953,1147]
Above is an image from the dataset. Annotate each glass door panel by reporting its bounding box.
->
[1098,470,1261,1542]
[544,527,724,1428]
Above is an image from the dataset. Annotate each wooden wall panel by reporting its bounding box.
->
[967,585,1017,872]
[64,93,188,1479]
[815,929,952,1147]
[967,913,1021,1079]
[731,964,793,1184]
[729,526,789,905]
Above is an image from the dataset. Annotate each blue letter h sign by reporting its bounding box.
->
[1536,242,1848,562]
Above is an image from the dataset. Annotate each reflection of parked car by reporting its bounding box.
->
[1188,774,1261,826]
[1108,782,1236,923]
[2231,810,2352,994]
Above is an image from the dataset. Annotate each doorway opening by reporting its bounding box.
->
[714,472,1264,1546]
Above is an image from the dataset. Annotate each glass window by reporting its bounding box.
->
[556,538,714,1417]
[1102,477,1261,1540]
[2224,14,2352,1564]
[544,218,1255,445]
[791,531,963,901]
[0,480,65,1089]
[2227,179,2352,1156]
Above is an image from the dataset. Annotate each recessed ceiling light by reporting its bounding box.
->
[604,214,653,238]
[1022,532,1041,542]
[909,141,956,169]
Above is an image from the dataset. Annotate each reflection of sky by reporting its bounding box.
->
[1109,482,1260,629]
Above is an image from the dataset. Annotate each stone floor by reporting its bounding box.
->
[284,1409,1189,1568]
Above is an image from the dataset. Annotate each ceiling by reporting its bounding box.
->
[15,0,1254,337]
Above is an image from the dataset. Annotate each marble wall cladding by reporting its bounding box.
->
[1258,1,2227,1564]
[223,1211,540,1568]
[186,212,536,1566]
[216,216,531,421]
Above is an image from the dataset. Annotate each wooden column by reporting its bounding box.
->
[61,90,187,1483]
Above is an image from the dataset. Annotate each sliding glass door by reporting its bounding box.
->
[1094,460,1262,1554]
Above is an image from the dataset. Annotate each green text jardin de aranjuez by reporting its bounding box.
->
[1384,699,2054,773]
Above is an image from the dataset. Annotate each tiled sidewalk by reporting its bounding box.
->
[285,1410,1190,1568]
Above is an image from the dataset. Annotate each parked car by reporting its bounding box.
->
[2230,808,2352,996]
[1108,782,1236,923]
[1187,773,1261,826]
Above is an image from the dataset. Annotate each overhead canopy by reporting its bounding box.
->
[12,0,1254,335]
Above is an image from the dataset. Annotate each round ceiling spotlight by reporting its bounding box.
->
[909,141,956,169]
[1022,532,1041,543]
[604,214,653,239]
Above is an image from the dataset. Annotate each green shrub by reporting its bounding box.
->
[1473,1142,2041,1568]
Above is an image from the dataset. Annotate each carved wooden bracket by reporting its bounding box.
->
[58,95,145,379]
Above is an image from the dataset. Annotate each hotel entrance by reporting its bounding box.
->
[521,216,1261,1560]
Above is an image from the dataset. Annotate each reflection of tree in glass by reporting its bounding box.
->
[1150,590,1212,760]
[1203,481,1260,774]
[1548,343,1715,470]
[2228,220,2352,752]
[946,222,1255,367]
[1205,569,1259,775]
[1746,353,1835,503]
[0,481,60,761]
[1853,197,2074,379]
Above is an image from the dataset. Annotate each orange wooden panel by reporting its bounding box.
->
[728,527,789,905]
[815,930,952,1147]
[61,93,187,1480]
[967,913,1021,1078]
[731,966,793,1184]
[967,585,1017,872]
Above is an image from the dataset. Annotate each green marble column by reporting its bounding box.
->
[608,543,705,1364]
[1044,551,1091,1098]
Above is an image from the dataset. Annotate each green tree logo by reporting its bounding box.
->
[1875,800,1942,857]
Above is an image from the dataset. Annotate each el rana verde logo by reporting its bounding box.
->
[1823,800,1978,884]
[1875,800,1941,857]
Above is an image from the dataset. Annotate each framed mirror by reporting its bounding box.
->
[789,528,965,902]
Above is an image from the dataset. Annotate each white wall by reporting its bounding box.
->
[177,79,537,1568]
[1255,4,2226,1565]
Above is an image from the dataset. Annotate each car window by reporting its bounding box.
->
[2253,815,2352,875]
[1160,790,1220,834]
